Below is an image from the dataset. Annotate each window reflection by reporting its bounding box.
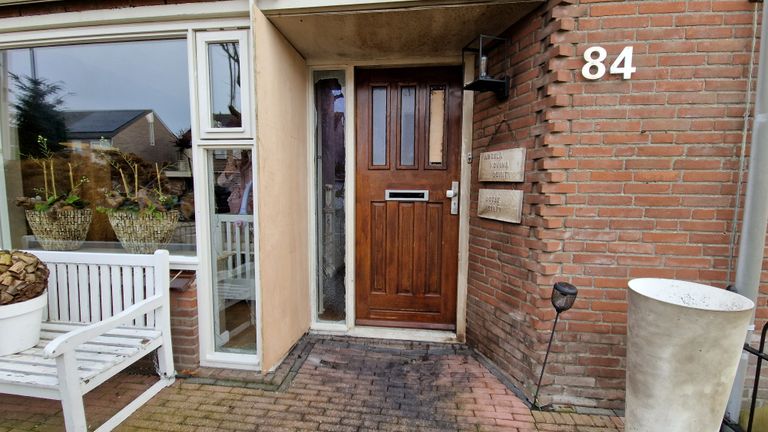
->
[400,86,416,166]
[1,40,194,254]
[314,71,346,323]
[210,149,256,354]
[208,42,242,128]
[372,86,387,166]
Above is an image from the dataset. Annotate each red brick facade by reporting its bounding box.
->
[169,273,200,372]
[467,0,763,409]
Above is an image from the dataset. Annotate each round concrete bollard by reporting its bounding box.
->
[626,278,754,432]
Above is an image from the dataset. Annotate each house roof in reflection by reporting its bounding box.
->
[63,109,151,140]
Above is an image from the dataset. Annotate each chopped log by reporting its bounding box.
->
[0,251,48,306]
[8,261,24,274]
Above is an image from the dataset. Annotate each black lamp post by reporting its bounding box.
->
[532,281,578,410]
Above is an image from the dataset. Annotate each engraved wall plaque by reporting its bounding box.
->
[478,148,526,182]
[477,189,523,224]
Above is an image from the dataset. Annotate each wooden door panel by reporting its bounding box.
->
[371,202,387,293]
[356,66,462,330]
[425,202,443,296]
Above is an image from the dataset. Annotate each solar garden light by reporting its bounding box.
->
[532,281,578,410]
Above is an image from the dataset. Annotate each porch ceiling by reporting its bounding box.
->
[262,1,542,62]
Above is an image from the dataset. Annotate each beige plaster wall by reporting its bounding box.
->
[252,6,310,371]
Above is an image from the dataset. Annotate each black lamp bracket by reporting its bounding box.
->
[463,34,510,100]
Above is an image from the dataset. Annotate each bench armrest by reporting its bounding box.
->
[43,294,164,358]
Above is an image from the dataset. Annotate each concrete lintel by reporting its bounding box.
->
[258,0,539,16]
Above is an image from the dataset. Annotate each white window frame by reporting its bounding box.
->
[195,30,253,140]
[308,66,352,332]
[0,3,262,370]
[194,142,261,370]
[190,25,259,369]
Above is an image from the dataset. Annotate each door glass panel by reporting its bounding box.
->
[371,87,387,166]
[313,71,346,323]
[208,42,242,129]
[209,149,256,354]
[428,87,445,165]
[400,86,415,166]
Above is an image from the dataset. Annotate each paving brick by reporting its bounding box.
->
[0,335,622,432]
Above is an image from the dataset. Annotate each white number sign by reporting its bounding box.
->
[581,46,636,80]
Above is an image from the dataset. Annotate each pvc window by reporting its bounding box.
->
[195,30,252,140]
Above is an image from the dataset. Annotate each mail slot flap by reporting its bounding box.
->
[385,190,429,201]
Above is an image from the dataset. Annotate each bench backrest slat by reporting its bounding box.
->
[27,250,167,328]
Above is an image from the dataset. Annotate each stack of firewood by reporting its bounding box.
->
[0,251,48,305]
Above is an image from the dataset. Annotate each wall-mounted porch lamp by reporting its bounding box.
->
[462,34,510,100]
[532,281,578,410]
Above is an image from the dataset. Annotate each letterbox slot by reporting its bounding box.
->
[385,190,429,201]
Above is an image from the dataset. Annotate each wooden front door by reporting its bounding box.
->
[355,66,462,330]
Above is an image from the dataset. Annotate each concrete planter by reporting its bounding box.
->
[0,293,47,356]
[626,278,754,432]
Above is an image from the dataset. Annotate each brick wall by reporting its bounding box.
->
[0,0,217,18]
[467,0,763,410]
[466,0,576,406]
[112,114,178,165]
[169,271,200,371]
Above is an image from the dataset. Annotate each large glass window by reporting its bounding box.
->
[314,70,346,323]
[209,148,256,354]
[1,40,195,254]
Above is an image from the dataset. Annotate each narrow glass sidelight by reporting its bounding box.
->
[399,86,416,166]
[209,149,257,354]
[371,86,387,166]
[314,71,346,323]
[428,86,446,166]
[208,42,242,129]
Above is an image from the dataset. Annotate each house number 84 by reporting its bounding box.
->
[581,46,636,80]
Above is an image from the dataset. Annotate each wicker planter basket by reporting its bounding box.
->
[25,209,92,251]
[108,210,179,254]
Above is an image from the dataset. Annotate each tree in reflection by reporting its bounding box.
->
[10,74,67,158]
[218,43,241,127]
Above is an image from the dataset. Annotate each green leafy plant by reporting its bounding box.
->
[97,151,177,217]
[15,135,89,214]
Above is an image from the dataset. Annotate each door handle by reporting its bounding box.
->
[447,181,459,215]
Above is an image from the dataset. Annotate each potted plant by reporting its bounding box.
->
[15,136,92,251]
[0,250,49,356]
[98,151,179,254]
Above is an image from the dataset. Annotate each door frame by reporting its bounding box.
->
[308,56,474,342]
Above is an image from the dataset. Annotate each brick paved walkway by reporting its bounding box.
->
[0,336,623,431]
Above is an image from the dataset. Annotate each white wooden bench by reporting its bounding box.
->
[0,250,175,432]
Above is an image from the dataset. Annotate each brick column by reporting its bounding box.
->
[169,271,200,372]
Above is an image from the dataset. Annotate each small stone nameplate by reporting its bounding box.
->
[478,148,526,183]
[477,189,523,224]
